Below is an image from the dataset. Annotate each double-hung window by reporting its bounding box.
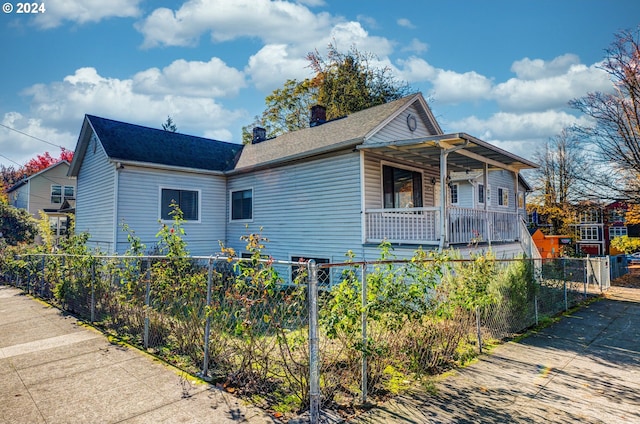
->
[51,185,75,204]
[450,183,459,205]
[161,188,199,221]
[231,188,253,221]
[477,183,485,205]
[382,165,423,208]
[498,187,509,207]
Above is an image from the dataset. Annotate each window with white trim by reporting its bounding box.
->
[477,183,485,204]
[580,209,600,223]
[498,187,509,207]
[382,165,423,208]
[517,191,524,209]
[609,226,628,239]
[161,188,199,221]
[450,183,459,205]
[580,226,600,241]
[231,188,253,221]
[51,185,75,204]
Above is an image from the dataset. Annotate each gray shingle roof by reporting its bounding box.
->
[87,115,242,172]
[233,94,421,171]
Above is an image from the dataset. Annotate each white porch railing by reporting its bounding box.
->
[365,207,441,245]
[364,207,520,245]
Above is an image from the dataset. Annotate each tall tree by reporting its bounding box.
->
[242,44,412,144]
[529,129,590,233]
[162,116,178,132]
[570,27,640,201]
[307,44,411,119]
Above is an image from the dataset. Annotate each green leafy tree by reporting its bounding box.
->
[0,203,38,245]
[610,235,640,253]
[308,44,411,120]
[243,43,412,144]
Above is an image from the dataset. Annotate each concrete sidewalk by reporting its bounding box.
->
[350,287,640,423]
[0,285,278,424]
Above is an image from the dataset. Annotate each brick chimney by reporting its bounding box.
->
[310,105,326,127]
[252,126,267,144]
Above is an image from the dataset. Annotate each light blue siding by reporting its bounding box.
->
[226,151,362,264]
[487,169,517,212]
[116,167,227,255]
[75,133,116,251]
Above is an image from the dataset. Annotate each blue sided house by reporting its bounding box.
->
[69,92,539,282]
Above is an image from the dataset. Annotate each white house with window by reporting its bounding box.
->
[7,160,75,240]
[69,93,538,278]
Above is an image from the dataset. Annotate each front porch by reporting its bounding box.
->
[364,206,521,246]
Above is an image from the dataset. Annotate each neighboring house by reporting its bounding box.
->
[604,200,640,255]
[6,161,76,240]
[570,202,605,256]
[69,93,539,280]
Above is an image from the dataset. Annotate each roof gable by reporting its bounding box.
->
[70,115,242,175]
[6,161,70,193]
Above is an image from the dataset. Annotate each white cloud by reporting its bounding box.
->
[402,38,428,54]
[18,67,245,146]
[246,45,312,92]
[0,113,76,167]
[493,62,612,112]
[33,0,142,29]
[135,0,335,48]
[452,110,593,141]
[511,54,581,80]
[132,57,246,98]
[397,18,415,29]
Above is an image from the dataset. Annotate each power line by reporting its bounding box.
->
[0,122,65,149]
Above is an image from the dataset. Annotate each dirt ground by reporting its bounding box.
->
[611,264,640,288]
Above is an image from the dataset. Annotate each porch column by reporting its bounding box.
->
[484,163,490,246]
[439,149,448,250]
[438,140,469,250]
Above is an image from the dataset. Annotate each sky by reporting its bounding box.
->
[1,0,639,170]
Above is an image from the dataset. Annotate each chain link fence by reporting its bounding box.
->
[0,253,610,423]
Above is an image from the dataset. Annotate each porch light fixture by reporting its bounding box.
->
[430,177,437,185]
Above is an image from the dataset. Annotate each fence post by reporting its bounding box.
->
[41,255,46,296]
[584,258,588,298]
[143,258,151,350]
[308,260,320,424]
[90,261,96,323]
[564,280,568,312]
[534,295,539,326]
[361,263,368,404]
[200,257,214,380]
[476,306,482,354]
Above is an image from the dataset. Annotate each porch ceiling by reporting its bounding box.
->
[358,132,538,173]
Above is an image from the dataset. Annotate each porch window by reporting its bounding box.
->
[498,187,509,207]
[477,184,485,204]
[383,165,423,208]
[517,191,524,209]
[450,183,459,205]
[231,188,253,221]
[161,188,199,221]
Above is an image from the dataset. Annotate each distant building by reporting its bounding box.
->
[6,161,76,241]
